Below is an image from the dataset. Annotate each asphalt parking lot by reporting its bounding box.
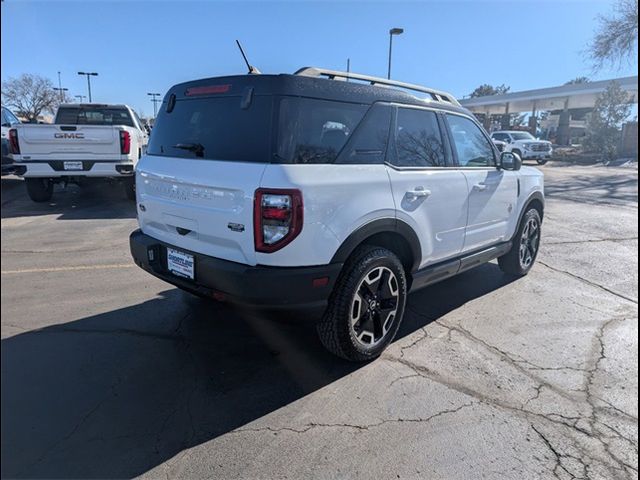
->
[1,163,638,480]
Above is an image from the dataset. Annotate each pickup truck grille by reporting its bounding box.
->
[530,143,551,152]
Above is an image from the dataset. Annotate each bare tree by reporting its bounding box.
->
[1,74,59,122]
[589,0,638,70]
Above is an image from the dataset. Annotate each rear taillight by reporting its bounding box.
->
[8,129,20,154]
[254,188,303,253]
[119,130,131,155]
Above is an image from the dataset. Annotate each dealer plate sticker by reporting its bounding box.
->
[63,161,83,170]
[167,248,195,280]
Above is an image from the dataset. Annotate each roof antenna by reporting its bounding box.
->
[236,40,261,74]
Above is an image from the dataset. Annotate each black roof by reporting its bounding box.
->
[165,73,470,115]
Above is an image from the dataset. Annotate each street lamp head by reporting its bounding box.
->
[389,28,404,35]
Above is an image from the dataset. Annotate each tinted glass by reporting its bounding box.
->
[55,107,134,127]
[492,133,508,141]
[147,96,273,162]
[393,108,445,167]
[447,114,495,167]
[511,132,535,140]
[2,107,19,125]
[336,104,391,164]
[277,97,367,164]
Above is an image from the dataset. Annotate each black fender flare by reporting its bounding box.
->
[513,191,545,242]
[330,218,422,273]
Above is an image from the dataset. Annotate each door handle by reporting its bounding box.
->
[406,187,431,200]
[473,183,488,192]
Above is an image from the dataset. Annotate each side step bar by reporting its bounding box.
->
[410,242,512,292]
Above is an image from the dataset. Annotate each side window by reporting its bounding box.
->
[336,104,391,164]
[446,114,495,167]
[393,108,445,167]
[491,133,504,141]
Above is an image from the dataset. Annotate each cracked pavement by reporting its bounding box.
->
[1,164,638,479]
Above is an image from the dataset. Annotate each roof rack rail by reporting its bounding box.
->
[294,67,461,106]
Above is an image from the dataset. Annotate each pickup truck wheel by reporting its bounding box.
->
[317,246,407,362]
[25,178,53,202]
[512,149,523,161]
[123,177,136,200]
[499,208,541,276]
[536,158,548,165]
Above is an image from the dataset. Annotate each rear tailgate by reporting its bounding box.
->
[136,155,267,266]
[15,124,122,160]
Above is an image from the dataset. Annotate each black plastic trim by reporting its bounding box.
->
[410,241,512,292]
[130,230,342,309]
[330,218,422,272]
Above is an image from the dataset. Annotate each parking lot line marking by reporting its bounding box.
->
[1,264,135,275]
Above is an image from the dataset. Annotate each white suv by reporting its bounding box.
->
[490,130,553,165]
[130,68,544,361]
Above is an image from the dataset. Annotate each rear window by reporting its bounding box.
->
[147,94,368,164]
[277,98,367,164]
[55,107,134,127]
[147,96,273,163]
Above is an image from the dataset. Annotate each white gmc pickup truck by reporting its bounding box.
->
[9,104,148,202]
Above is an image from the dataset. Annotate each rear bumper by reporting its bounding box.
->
[13,161,134,177]
[129,229,342,310]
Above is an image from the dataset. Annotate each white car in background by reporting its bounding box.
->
[490,131,552,165]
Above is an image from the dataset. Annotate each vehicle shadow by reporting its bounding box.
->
[1,177,136,220]
[544,174,638,205]
[1,263,515,479]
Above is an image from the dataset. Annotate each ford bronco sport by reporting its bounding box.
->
[130,67,544,361]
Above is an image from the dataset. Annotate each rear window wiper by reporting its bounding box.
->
[173,143,205,157]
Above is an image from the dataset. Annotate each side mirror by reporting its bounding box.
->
[500,151,522,171]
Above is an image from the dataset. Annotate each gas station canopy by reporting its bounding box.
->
[460,76,638,114]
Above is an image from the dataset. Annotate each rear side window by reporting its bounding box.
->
[446,114,495,167]
[392,108,446,167]
[55,107,134,127]
[147,96,273,163]
[336,104,392,164]
[277,98,367,164]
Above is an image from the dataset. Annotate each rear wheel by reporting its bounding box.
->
[498,208,542,276]
[25,178,53,202]
[317,246,407,361]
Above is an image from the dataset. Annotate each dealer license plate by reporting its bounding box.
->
[63,161,83,170]
[167,248,195,280]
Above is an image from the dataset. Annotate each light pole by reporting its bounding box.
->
[387,27,404,80]
[75,95,87,103]
[147,93,162,118]
[77,72,98,102]
[53,87,69,102]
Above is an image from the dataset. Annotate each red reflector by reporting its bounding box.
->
[312,277,329,288]
[185,84,231,96]
[211,291,227,302]
[262,207,290,220]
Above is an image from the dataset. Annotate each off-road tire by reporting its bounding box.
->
[25,178,53,202]
[317,245,407,362]
[498,207,542,276]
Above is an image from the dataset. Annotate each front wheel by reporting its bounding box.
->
[317,246,407,362]
[25,178,53,202]
[498,208,542,276]
[536,158,548,165]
